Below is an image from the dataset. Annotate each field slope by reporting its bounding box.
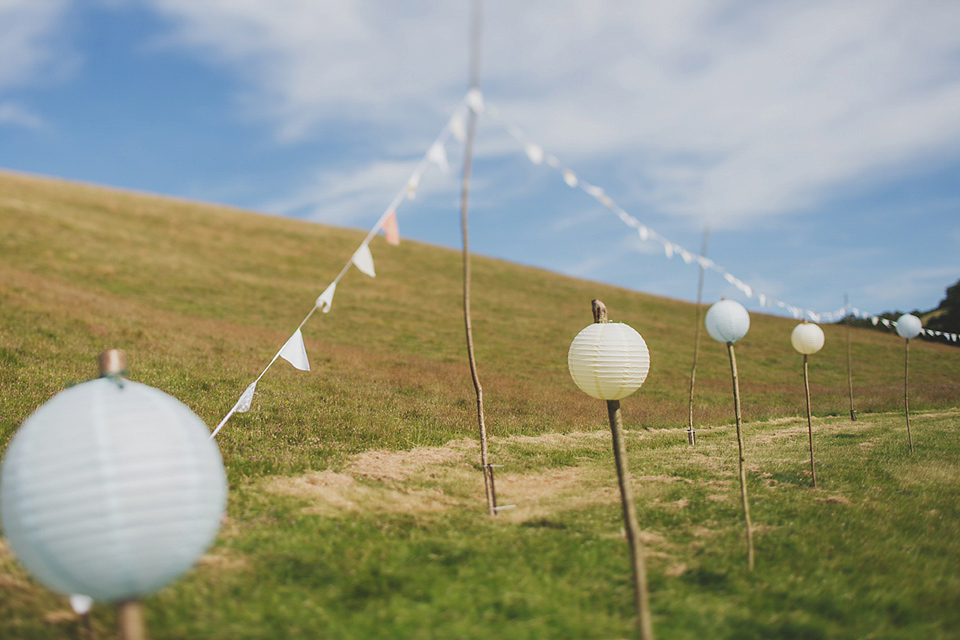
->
[2,171,959,638]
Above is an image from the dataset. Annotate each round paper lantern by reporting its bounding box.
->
[568,322,651,400]
[705,299,750,343]
[791,322,825,355]
[896,314,922,339]
[0,375,226,602]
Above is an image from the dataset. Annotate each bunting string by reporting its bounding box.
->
[210,93,472,438]
[213,88,957,438]
[482,101,960,344]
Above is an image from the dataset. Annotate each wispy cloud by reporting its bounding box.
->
[142,1,960,233]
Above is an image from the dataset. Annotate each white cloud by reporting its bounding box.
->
[0,102,45,129]
[141,0,960,231]
[0,0,72,89]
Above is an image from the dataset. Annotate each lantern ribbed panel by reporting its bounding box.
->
[567,323,650,400]
[791,323,825,355]
[705,300,750,343]
[896,314,922,339]
[0,379,226,602]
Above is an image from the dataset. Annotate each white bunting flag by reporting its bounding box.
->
[758,294,767,307]
[871,316,880,326]
[235,381,257,413]
[881,318,891,328]
[428,142,449,173]
[638,226,649,241]
[525,143,544,165]
[563,170,578,187]
[466,88,484,113]
[584,184,605,199]
[316,282,337,313]
[279,329,310,371]
[382,211,400,246]
[352,243,376,278]
[449,112,466,142]
[724,273,736,285]
[406,173,420,200]
[664,243,674,259]
[680,249,694,264]
[545,155,560,168]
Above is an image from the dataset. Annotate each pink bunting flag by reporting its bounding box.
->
[279,329,310,371]
[382,211,400,246]
[352,244,376,278]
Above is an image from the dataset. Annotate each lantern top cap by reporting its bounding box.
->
[98,349,127,377]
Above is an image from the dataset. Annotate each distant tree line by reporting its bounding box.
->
[841,278,960,346]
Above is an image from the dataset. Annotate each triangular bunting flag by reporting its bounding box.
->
[758,294,767,307]
[406,173,420,200]
[680,249,694,264]
[525,143,544,165]
[545,155,560,168]
[664,243,674,259]
[382,211,400,246]
[881,318,891,327]
[316,282,337,313]
[638,226,649,241]
[871,316,880,326]
[352,243,376,278]
[428,142,449,173]
[563,170,578,187]
[449,112,466,142]
[279,329,310,371]
[235,381,257,413]
[466,88,484,113]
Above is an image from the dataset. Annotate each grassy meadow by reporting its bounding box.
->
[1,170,959,638]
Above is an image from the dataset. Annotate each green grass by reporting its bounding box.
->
[2,171,960,638]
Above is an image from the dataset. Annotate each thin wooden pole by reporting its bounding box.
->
[686,226,710,446]
[844,294,856,421]
[459,0,495,515]
[726,341,754,571]
[116,601,145,640]
[592,299,654,640]
[803,354,817,488]
[904,338,914,454]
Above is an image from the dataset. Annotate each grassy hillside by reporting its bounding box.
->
[2,171,959,638]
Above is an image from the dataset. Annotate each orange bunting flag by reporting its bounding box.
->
[382,211,400,246]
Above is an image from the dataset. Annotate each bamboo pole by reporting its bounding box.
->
[592,300,654,640]
[803,354,817,488]
[686,227,710,446]
[726,341,754,571]
[116,601,145,640]
[904,338,914,454]
[844,294,856,421]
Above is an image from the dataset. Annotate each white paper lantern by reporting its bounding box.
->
[0,377,227,602]
[791,322,825,355]
[705,300,750,343]
[896,314,922,339]
[568,322,651,400]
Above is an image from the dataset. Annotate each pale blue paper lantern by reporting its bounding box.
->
[0,365,226,602]
[896,314,922,339]
[705,300,750,343]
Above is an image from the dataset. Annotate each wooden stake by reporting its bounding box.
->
[116,600,146,640]
[459,0,495,515]
[904,338,914,454]
[803,354,817,488]
[726,341,754,571]
[844,294,856,421]
[686,226,710,446]
[592,299,654,640]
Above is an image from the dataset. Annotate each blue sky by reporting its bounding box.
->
[2,0,960,321]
